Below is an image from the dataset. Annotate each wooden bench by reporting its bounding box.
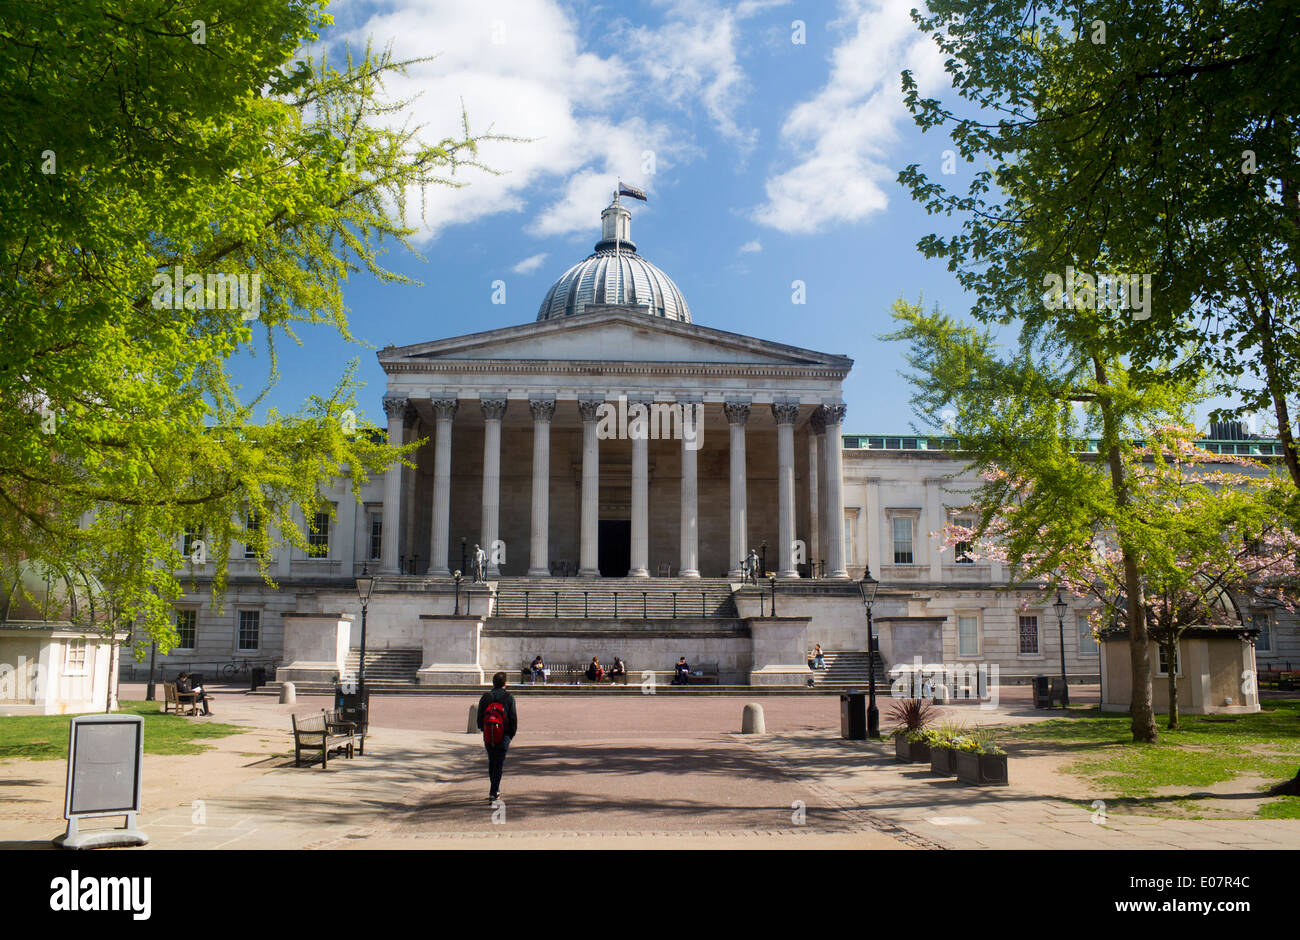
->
[670,663,720,686]
[291,709,357,769]
[162,681,200,716]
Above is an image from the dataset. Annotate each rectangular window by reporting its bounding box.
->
[892,517,914,565]
[1252,612,1271,652]
[1157,642,1180,676]
[369,511,383,562]
[1077,613,1098,657]
[308,511,330,557]
[1018,615,1040,655]
[237,610,260,651]
[182,525,204,559]
[64,639,87,675]
[244,510,263,560]
[175,609,197,649]
[954,515,975,564]
[958,615,979,657]
[844,511,856,566]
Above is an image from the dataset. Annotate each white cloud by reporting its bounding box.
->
[751,0,948,234]
[511,253,549,274]
[739,239,762,253]
[324,0,763,242]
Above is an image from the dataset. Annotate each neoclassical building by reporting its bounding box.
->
[116,199,1295,695]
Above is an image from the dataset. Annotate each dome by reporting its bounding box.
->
[0,560,110,626]
[537,199,691,323]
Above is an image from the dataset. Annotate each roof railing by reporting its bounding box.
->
[841,435,1286,457]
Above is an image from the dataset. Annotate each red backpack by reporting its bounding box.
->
[482,700,507,745]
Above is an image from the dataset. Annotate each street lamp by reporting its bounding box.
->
[453,569,463,615]
[1052,589,1070,707]
[768,573,777,617]
[858,566,880,738]
[761,540,767,579]
[355,565,376,699]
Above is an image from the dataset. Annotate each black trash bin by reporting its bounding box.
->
[250,667,266,691]
[332,683,370,755]
[1032,674,1051,709]
[840,689,867,740]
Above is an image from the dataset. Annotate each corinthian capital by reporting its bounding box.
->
[770,401,800,426]
[529,398,557,422]
[578,399,605,423]
[820,402,847,426]
[382,395,409,420]
[480,398,509,421]
[430,398,459,421]
[722,401,751,426]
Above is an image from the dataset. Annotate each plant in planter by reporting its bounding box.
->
[928,721,970,775]
[952,733,1009,786]
[888,699,939,763]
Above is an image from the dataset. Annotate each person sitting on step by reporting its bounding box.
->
[813,644,826,670]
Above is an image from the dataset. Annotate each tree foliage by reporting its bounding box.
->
[0,1,495,651]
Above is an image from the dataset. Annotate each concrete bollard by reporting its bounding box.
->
[279,682,296,705]
[741,702,765,734]
[467,704,479,733]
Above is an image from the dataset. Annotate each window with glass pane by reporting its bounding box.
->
[1018,615,1039,654]
[892,517,913,564]
[175,609,197,648]
[844,512,856,565]
[244,510,262,559]
[1251,612,1271,651]
[958,615,979,656]
[182,525,203,557]
[238,610,260,651]
[1077,613,1098,656]
[308,511,330,556]
[369,512,383,561]
[64,639,87,674]
[1158,642,1180,675]
[954,515,975,563]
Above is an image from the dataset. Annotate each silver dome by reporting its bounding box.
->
[536,199,691,323]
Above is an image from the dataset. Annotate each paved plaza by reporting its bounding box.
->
[3,684,1299,850]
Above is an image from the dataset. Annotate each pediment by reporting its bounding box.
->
[379,307,850,371]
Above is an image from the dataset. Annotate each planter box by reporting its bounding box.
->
[929,745,956,775]
[954,750,1009,786]
[894,736,932,763]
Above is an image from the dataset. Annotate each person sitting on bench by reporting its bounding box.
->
[531,655,546,684]
[672,657,691,685]
[609,657,627,682]
[585,656,606,682]
[176,671,212,715]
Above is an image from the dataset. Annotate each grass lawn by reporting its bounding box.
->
[998,699,1300,819]
[0,701,246,761]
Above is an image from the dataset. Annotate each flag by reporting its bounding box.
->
[618,182,647,202]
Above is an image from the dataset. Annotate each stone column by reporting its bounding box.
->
[527,398,556,577]
[821,403,849,579]
[428,396,458,576]
[379,395,408,574]
[678,397,701,578]
[810,407,828,575]
[724,400,751,579]
[628,399,651,577]
[578,399,603,577]
[807,429,820,575]
[479,398,507,577]
[772,401,800,578]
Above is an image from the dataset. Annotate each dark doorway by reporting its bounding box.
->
[598,520,631,577]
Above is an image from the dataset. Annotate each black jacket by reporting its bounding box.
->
[477,688,518,739]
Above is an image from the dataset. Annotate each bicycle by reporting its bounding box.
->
[221,658,253,679]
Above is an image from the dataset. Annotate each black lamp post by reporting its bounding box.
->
[858,567,880,738]
[145,641,158,701]
[761,540,767,579]
[453,569,463,615]
[768,573,777,617]
[1052,589,1070,707]
[355,566,376,698]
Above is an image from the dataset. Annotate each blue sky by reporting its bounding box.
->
[231,0,981,434]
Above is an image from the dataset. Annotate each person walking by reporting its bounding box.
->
[477,671,518,801]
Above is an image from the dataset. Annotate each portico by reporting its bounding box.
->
[374,306,852,582]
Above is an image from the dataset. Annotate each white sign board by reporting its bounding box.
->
[55,713,148,849]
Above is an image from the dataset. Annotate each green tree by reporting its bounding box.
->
[899,0,1300,488]
[0,1,495,654]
